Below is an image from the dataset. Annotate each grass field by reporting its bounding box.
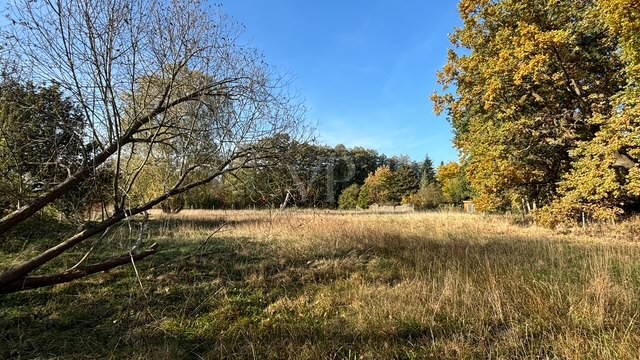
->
[2,210,640,359]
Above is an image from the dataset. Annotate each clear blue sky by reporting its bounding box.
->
[221,1,462,165]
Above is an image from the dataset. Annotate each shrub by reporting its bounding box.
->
[402,183,444,210]
[338,184,360,209]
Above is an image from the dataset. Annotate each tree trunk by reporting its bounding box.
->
[0,246,158,294]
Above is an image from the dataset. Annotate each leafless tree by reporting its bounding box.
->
[0,0,306,293]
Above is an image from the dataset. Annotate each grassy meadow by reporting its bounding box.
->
[2,210,640,359]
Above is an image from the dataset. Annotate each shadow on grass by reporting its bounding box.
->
[0,234,426,358]
[146,215,266,233]
[1,223,636,359]
[0,235,362,358]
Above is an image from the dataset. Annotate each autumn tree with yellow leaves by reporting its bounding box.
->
[537,0,640,225]
[434,0,639,224]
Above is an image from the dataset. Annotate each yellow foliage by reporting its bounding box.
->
[435,0,635,221]
[362,166,395,205]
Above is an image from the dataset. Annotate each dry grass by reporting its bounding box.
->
[2,210,640,359]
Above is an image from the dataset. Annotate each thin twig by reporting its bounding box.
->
[68,225,113,270]
[130,249,151,299]
[190,220,228,258]
[154,220,229,268]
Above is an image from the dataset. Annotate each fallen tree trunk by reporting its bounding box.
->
[0,245,159,294]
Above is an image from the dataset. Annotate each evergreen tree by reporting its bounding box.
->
[420,154,437,188]
[391,165,421,203]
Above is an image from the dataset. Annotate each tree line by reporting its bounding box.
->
[0,99,468,213]
[434,0,640,226]
[178,142,473,211]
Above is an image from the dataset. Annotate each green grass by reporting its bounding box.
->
[2,210,640,359]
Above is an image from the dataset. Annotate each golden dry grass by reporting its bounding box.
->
[3,210,640,358]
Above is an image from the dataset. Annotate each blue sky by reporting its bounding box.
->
[221,1,462,165]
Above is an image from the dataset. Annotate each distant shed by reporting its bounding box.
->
[463,200,475,214]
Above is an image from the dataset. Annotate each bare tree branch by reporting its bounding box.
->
[0,0,307,292]
[0,245,159,294]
